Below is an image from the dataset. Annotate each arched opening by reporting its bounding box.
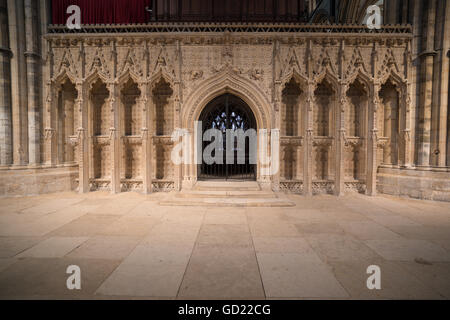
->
[198,93,257,180]
[89,78,110,181]
[120,78,141,181]
[379,80,400,165]
[345,78,368,182]
[57,78,78,164]
[281,78,302,136]
[152,78,173,136]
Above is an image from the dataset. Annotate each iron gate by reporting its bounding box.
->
[198,94,256,180]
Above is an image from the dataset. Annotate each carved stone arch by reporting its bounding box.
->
[119,48,144,78]
[379,72,406,98]
[86,48,111,81]
[117,69,141,89]
[314,48,338,79]
[56,48,79,80]
[344,47,369,80]
[182,71,272,130]
[280,69,308,93]
[149,69,175,93]
[151,46,177,80]
[84,70,110,93]
[52,69,78,91]
[345,70,373,97]
[314,70,339,94]
[377,48,402,84]
[280,47,304,81]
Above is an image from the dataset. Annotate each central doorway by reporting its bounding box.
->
[198,93,257,181]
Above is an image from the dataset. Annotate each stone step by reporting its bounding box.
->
[175,190,277,198]
[159,197,295,207]
[193,181,261,191]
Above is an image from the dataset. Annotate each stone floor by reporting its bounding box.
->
[0,190,450,299]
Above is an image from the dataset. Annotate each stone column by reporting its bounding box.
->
[139,82,152,194]
[303,81,315,196]
[335,84,347,196]
[417,0,437,166]
[173,80,182,191]
[366,84,380,196]
[39,0,51,165]
[436,0,450,167]
[402,83,412,167]
[295,145,302,180]
[108,81,121,194]
[24,0,40,165]
[76,81,89,193]
[44,81,56,166]
[0,0,12,166]
[272,86,281,192]
[8,0,28,165]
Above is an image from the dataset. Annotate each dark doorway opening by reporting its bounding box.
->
[198,94,257,181]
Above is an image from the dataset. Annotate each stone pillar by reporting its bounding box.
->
[173,80,182,191]
[271,128,280,191]
[335,84,347,196]
[384,0,399,24]
[0,0,12,166]
[272,87,281,192]
[295,145,302,180]
[417,0,437,166]
[24,0,41,165]
[402,83,412,167]
[444,2,450,166]
[108,81,121,194]
[8,0,28,165]
[76,81,89,193]
[44,81,56,165]
[40,0,51,165]
[139,82,152,194]
[435,0,450,167]
[366,84,380,196]
[303,81,315,196]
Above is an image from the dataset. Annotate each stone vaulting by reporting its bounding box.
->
[0,1,449,201]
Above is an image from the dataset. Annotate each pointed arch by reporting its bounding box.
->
[84,70,110,93]
[55,48,79,81]
[345,70,373,97]
[149,68,175,93]
[119,48,144,79]
[379,71,406,92]
[280,69,308,93]
[86,48,111,81]
[117,69,141,88]
[377,48,404,86]
[53,70,78,91]
[183,70,272,130]
[280,47,305,82]
[314,70,339,94]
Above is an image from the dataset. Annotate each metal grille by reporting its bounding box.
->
[198,94,256,181]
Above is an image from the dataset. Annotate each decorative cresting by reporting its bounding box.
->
[44,28,412,195]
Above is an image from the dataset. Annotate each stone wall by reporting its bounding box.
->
[0,166,78,197]
[377,167,450,202]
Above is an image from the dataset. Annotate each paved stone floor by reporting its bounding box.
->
[0,191,450,299]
